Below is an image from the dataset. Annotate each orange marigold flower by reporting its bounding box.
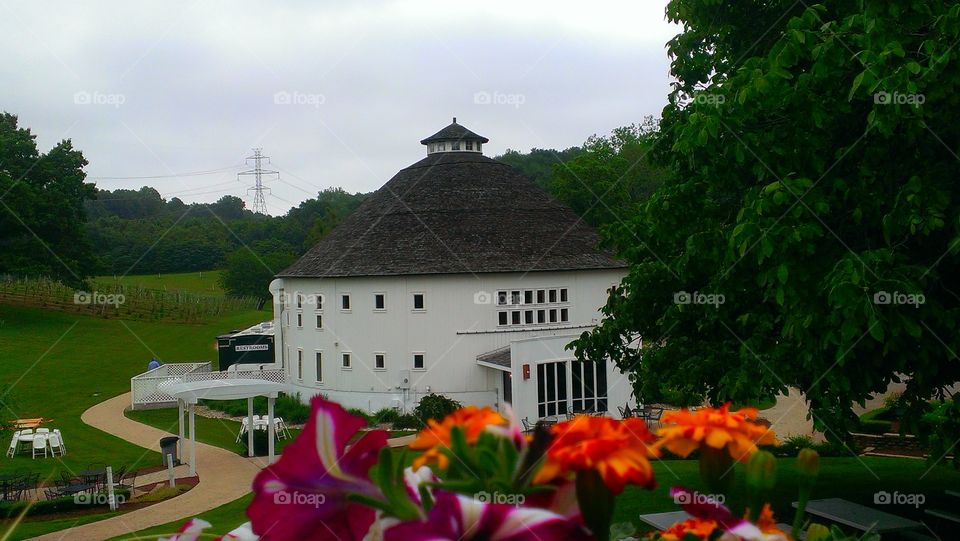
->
[533,416,659,494]
[656,403,777,462]
[656,518,718,541]
[754,503,783,536]
[409,406,506,470]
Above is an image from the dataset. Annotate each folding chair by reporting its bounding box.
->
[236,418,249,443]
[53,429,66,452]
[6,431,19,458]
[32,436,47,459]
[48,434,65,457]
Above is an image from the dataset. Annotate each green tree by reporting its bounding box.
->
[0,113,96,285]
[574,1,960,435]
[547,119,666,228]
[218,239,296,301]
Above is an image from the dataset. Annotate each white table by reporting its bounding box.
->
[793,498,922,534]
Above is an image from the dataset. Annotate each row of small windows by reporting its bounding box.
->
[428,140,480,153]
[498,307,570,326]
[498,288,568,306]
[291,292,425,314]
[294,350,427,382]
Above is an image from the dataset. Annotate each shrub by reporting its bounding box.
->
[923,398,960,469]
[347,408,375,426]
[414,393,461,425]
[393,413,424,430]
[773,435,816,457]
[374,408,400,424]
[0,489,131,518]
[202,392,310,424]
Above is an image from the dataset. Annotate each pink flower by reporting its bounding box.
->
[248,397,389,540]
[383,491,593,541]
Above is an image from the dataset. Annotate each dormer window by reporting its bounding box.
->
[452,141,460,150]
[465,141,473,150]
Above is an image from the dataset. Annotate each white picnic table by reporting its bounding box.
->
[637,511,693,530]
[792,498,922,534]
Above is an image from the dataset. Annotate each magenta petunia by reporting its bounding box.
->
[383,491,593,541]
[247,396,389,540]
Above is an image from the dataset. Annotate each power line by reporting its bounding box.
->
[237,149,279,215]
[88,165,242,180]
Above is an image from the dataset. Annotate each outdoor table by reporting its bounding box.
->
[637,510,692,531]
[793,498,922,534]
[78,469,106,488]
[58,483,95,496]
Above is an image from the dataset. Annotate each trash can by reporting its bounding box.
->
[160,436,179,466]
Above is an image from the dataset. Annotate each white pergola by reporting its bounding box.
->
[164,379,288,475]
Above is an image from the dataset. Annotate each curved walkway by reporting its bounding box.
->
[30,393,264,541]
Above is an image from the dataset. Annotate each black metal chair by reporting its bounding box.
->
[116,467,137,498]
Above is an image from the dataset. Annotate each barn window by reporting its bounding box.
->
[413,293,425,311]
[341,294,351,311]
[315,351,323,383]
[413,353,425,370]
[374,293,386,311]
[342,352,352,369]
[375,353,386,370]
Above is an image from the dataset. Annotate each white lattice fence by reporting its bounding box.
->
[130,363,285,409]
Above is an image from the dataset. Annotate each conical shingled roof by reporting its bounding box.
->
[419,119,489,144]
[277,152,624,278]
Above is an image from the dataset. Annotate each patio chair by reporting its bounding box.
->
[116,468,138,498]
[32,435,47,459]
[520,417,534,433]
[48,434,65,457]
[6,431,19,457]
[647,407,664,428]
[35,428,50,434]
[236,418,249,442]
[53,429,65,452]
[44,488,63,500]
[273,418,288,440]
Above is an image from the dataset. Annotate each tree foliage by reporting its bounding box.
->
[574,1,960,434]
[0,113,96,286]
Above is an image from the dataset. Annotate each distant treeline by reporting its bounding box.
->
[84,187,366,275]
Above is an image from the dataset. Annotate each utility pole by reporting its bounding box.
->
[238,148,279,214]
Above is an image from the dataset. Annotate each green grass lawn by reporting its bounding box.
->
[93,270,225,296]
[0,304,263,478]
[0,303,263,540]
[125,409,302,456]
[105,493,253,541]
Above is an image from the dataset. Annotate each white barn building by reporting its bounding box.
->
[268,119,631,422]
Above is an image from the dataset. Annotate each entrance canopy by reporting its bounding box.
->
[163,378,288,474]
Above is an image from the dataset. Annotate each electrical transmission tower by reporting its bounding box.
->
[237,148,279,214]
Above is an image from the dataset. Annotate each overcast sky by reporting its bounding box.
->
[2,0,678,215]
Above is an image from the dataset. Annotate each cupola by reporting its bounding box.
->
[419,117,489,155]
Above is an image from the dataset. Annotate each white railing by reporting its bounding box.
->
[131,362,286,409]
